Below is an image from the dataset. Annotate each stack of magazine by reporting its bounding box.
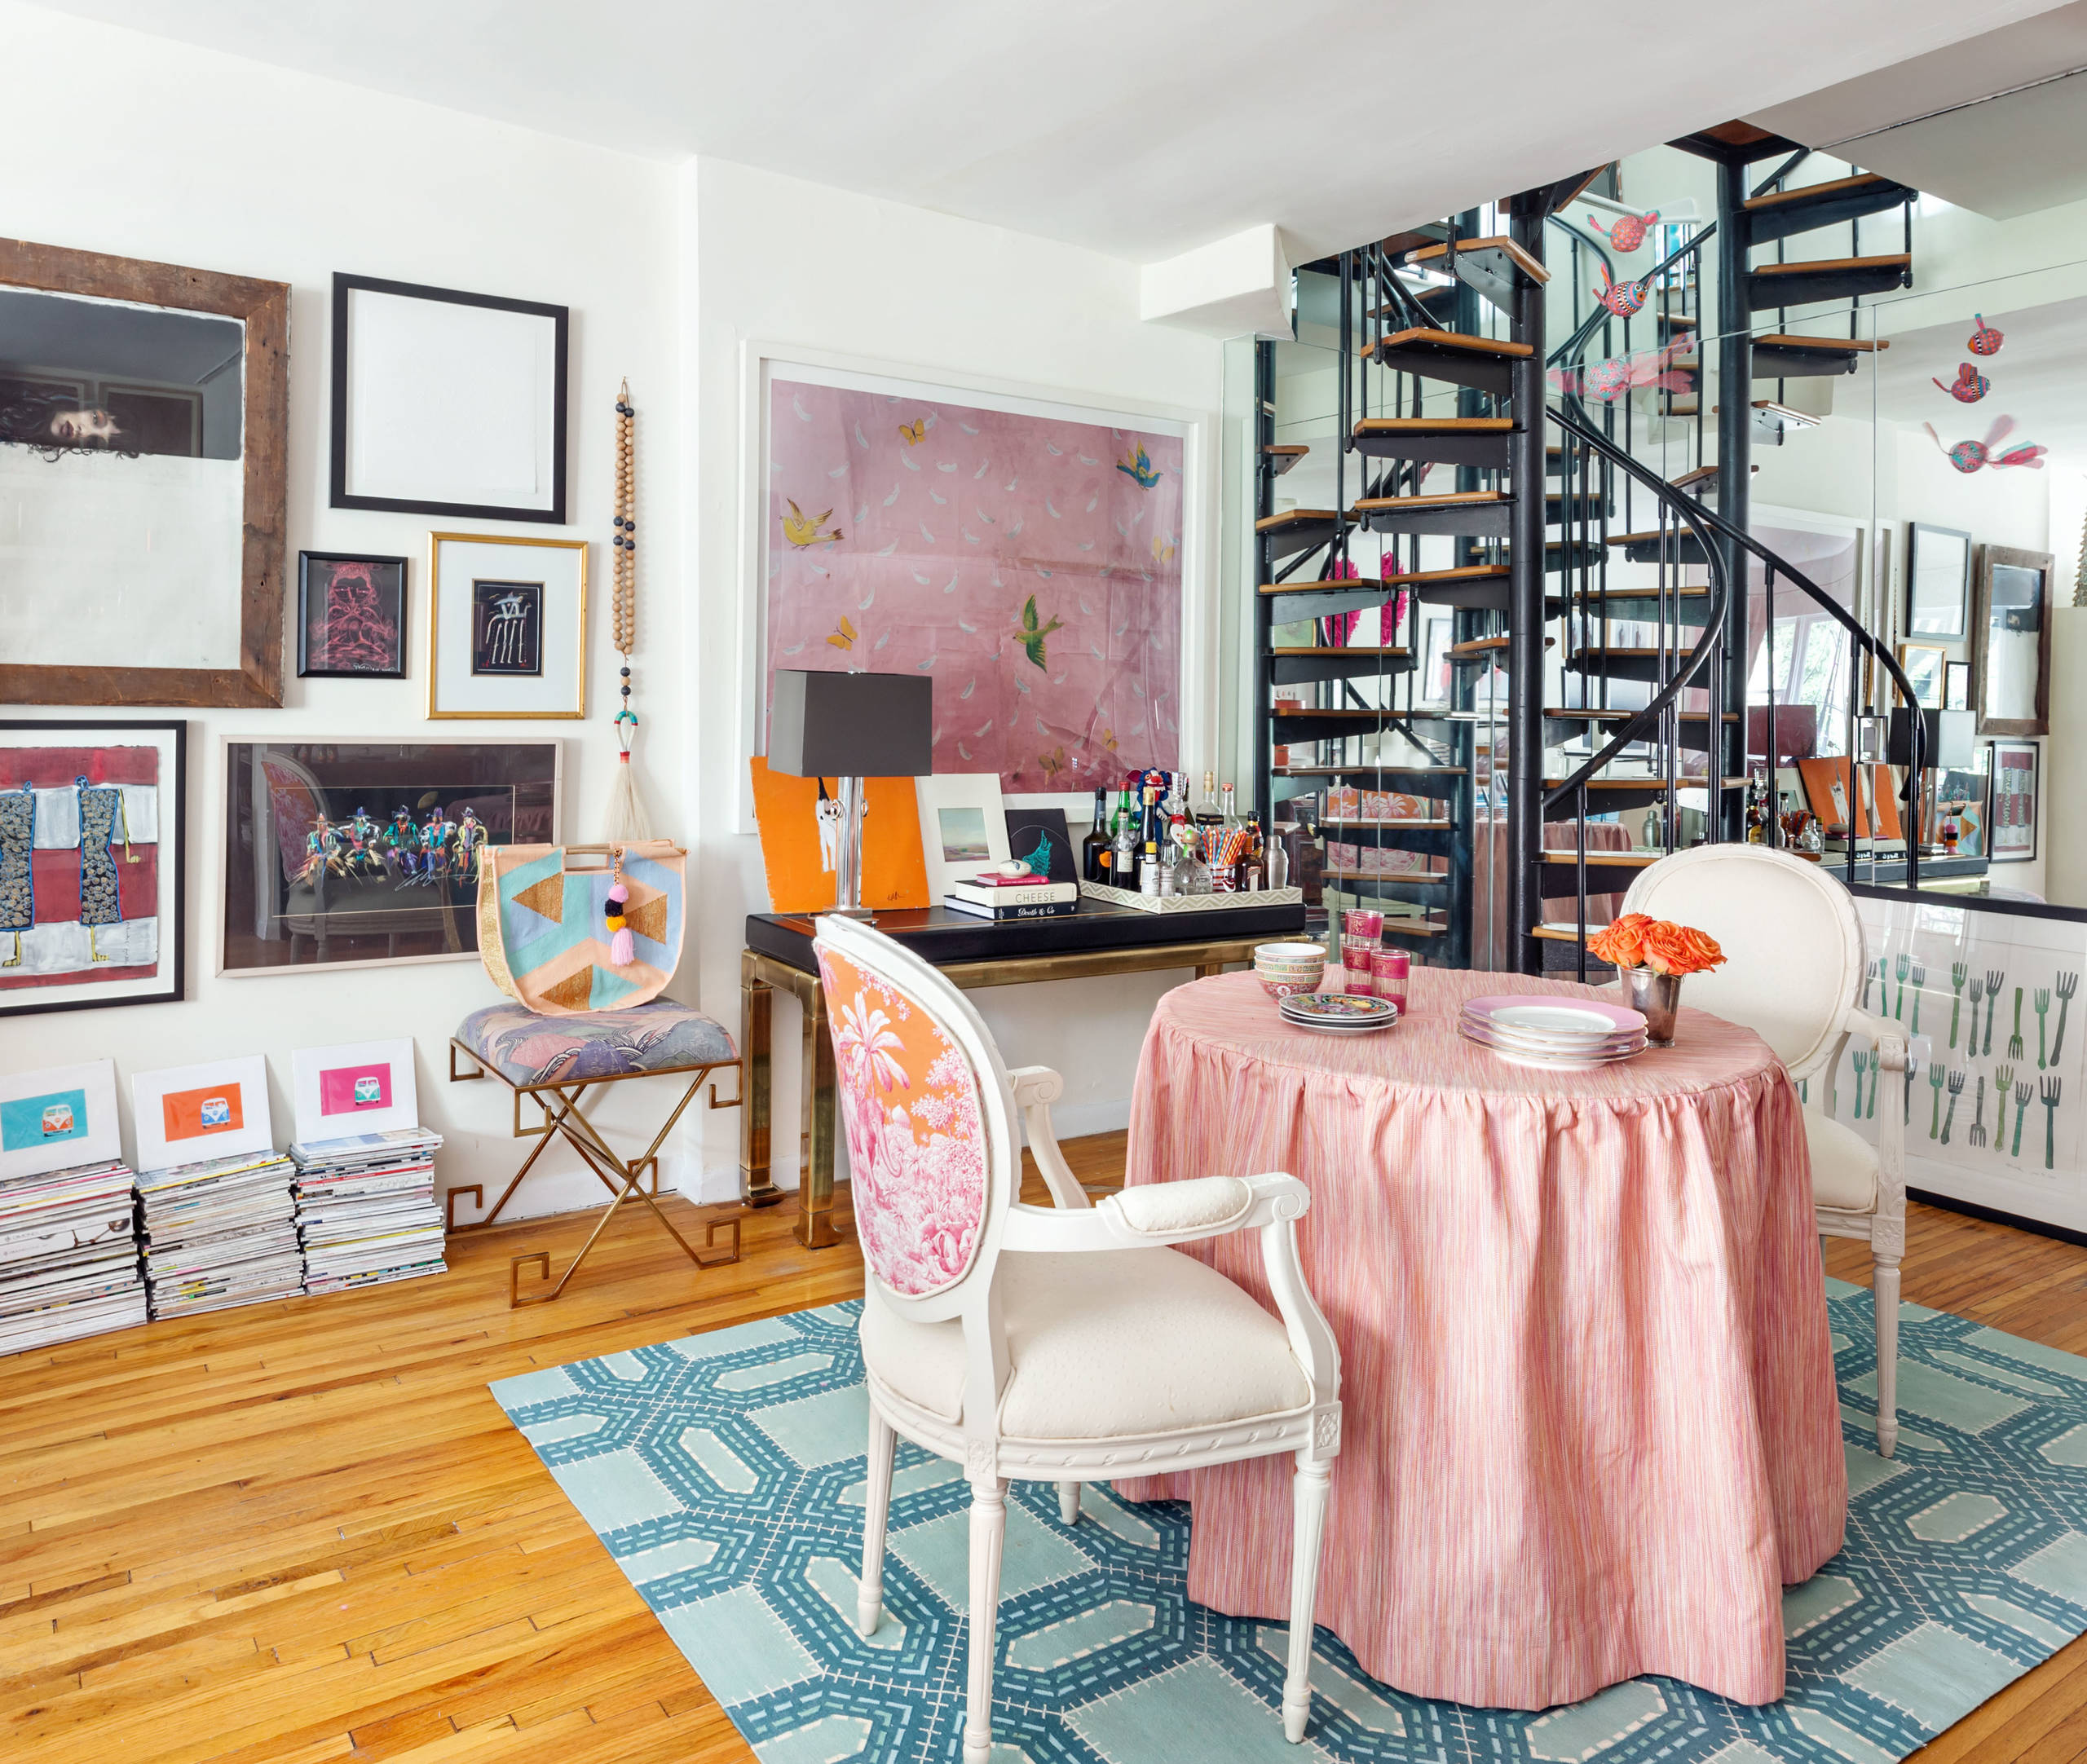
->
[136,1149,304,1319]
[0,1157,147,1353]
[289,1128,445,1294]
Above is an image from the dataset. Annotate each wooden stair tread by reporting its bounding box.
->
[1604,529,1716,546]
[1751,253,1911,276]
[1361,326,1534,362]
[1542,776,1745,788]
[1271,646,1411,658]
[1255,508,1338,531]
[1352,490,1508,513]
[1264,443,1311,455]
[1549,707,1739,721]
[1352,417,1516,434]
[1744,173,1897,213]
[1273,765,1468,778]
[1668,465,1719,492]
[1572,646,1691,659]
[1753,333,1888,351]
[1323,817,1453,830]
[1260,564,1507,595]
[1273,707,1395,720]
[1541,849,1666,867]
[1453,635,1555,656]
[1401,235,1551,285]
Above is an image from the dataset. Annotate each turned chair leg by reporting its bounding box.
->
[964,1477,1008,1764]
[858,1408,895,1635]
[1057,1480,1081,1525]
[1283,1457,1333,1744]
[1874,1255,1902,1459]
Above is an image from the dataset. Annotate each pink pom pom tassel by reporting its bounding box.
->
[611,928,635,967]
[607,882,629,904]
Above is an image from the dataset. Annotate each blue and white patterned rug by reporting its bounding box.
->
[490,1278,2087,1763]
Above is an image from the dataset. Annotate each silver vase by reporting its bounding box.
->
[1620,967,1683,1047]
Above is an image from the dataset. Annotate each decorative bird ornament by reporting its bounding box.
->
[1013,594,1064,669]
[783,500,843,548]
[1116,443,1161,488]
[1594,264,1652,318]
[1923,414,2047,474]
[1587,209,1659,252]
[1932,363,1990,404]
[1967,314,2005,356]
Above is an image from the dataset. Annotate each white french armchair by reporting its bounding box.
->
[812,913,1342,1762]
[1623,844,1908,1455]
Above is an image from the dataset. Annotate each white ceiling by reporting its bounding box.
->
[1753,1,2087,217]
[15,0,2077,263]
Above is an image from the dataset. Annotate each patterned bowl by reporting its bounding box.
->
[1259,971,1324,999]
[1255,943,1325,998]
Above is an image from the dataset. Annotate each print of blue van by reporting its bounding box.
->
[199,1096,232,1127]
[353,1077,382,1105]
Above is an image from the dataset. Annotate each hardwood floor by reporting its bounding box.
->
[1,1135,2083,1762]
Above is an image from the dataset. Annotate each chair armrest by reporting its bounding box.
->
[1005,1064,1090,1211]
[999,1171,1306,1252]
[1841,1007,1908,1070]
[1837,1007,1906,1250]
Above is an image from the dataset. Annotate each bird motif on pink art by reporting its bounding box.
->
[1923,414,2046,474]
[1931,363,1990,404]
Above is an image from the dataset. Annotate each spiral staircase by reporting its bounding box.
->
[1251,125,1932,976]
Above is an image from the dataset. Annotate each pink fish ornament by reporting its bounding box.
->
[1587,209,1659,253]
[1931,363,1990,404]
[1547,336,1694,401]
[1967,313,2004,357]
[1923,414,2046,474]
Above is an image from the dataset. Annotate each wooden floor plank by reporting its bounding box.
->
[0,1135,2079,1761]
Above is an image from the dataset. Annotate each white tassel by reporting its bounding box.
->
[602,751,655,844]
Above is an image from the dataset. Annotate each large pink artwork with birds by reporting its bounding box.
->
[765,377,1184,792]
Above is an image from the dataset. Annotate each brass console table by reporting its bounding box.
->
[739,901,1309,1249]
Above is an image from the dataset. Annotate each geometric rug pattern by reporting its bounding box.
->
[491,1277,2087,1763]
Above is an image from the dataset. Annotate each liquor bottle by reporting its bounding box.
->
[1168,812,1208,895]
[1195,771,1223,833]
[1111,790,1139,889]
[1081,787,1110,883]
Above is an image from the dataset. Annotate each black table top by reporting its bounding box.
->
[746,897,1308,976]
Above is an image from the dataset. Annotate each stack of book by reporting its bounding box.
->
[0,1157,147,1353]
[289,1128,446,1294]
[944,874,1078,921]
[137,1149,304,1320]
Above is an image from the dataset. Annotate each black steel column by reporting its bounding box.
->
[1449,209,1484,972]
[1715,159,1753,838]
[1505,196,1547,973]
[1252,339,1276,822]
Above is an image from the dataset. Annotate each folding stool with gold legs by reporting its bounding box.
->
[448,1001,745,1307]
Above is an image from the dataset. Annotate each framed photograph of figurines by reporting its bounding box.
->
[0,719,185,1019]
[298,552,408,678]
[1973,545,2053,738]
[1895,641,1948,709]
[329,272,567,523]
[427,533,586,718]
[1907,523,1972,639]
[1988,739,2039,863]
[0,240,288,708]
[218,736,560,975]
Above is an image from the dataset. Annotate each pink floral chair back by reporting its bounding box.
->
[812,918,1017,1302]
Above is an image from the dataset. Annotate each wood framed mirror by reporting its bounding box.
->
[1972,544,2053,738]
[0,238,288,708]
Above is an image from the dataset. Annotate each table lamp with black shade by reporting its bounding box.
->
[769,669,934,916]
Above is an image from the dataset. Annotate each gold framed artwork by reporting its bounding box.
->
[427,531,587,719]
[1895,641,1948,710]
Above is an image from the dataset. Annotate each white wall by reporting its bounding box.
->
[0,2,685,1219]
[682,157,1224,1195]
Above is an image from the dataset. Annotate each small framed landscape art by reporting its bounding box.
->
[289,1037,417,1144]
[330,273,567,523]
[220,735,560,974]
[132,1054,273,1173]
[0,1059,121,1180]
[914,773,1011,897]
[428,533,585,718]
[0,718,185,1019]
[1988,739,2039,863]
[298,552,407,677]
[0,239,288,708]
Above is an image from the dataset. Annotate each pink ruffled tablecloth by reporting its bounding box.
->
[1116,967,1845,1711]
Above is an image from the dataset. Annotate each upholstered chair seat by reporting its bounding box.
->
[812,915,1341,1760]
[1804,1111,1880,1215]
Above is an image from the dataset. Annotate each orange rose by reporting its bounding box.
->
[1642,920,1725,977]
[1587,911,1652,969]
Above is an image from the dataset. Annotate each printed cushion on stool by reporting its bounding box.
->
[457,1000,736,1087]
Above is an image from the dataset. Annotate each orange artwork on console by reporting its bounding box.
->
[748,757,931,914]
[1796,758,1903,841]
[161,1082,245,1142]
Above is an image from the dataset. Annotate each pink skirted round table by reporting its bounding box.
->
[1115,966,1847,1711]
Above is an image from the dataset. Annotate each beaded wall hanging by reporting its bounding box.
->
[603,378,655,841]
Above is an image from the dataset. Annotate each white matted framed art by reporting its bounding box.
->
[732,342,1216,829]
[428,533,587,719]
[914,773,1012,897]
[289,1037,417,1144]
[330,274,567,523]
[0,1058,121,1180]
[132,1054,273,1171]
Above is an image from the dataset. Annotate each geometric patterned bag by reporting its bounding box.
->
[475,840,685,1016]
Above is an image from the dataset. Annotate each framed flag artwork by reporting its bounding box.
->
[0,719,185,1019]
[0,1058,121,1180]
[131,1054,272,1172]
[289,1037,417,1143]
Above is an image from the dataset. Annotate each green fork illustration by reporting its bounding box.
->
[1949,961,1969,1047]
[2014,1080,2034,1157]
[2044,1075,2063,1171]
[1908,963,1926,1034]
[1894,953,1910,1019]
[1985,970,2004,1054]
[1941,1069,1965,1144]
[2055,972,2079,1063]
[2010,986,2026,1061]
[1967,977,1985,1055]
[1996,1065,2015,1144]
[1930,1063,1945,1139]
[2036,987,2052,1069]
[1851,1051,1869,1120]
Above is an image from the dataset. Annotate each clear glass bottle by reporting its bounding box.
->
[1168,812,1208,895]
[1111,794,1139,890]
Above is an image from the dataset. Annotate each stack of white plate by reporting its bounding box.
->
[1458,995,1647,1069]
[1281,993,1399,1034]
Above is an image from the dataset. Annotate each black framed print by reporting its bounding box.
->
[297,552,408,678]
[1907,523,1972,640]
[470,580,543,676]
[329,272,567,523]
